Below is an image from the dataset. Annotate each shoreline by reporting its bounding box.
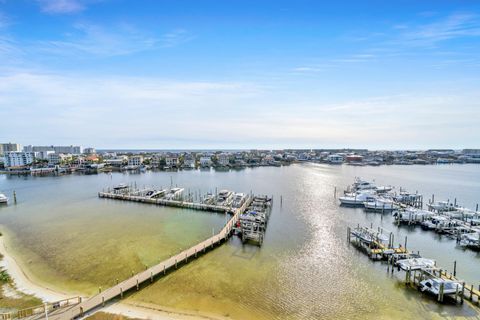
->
[0,234,215,320]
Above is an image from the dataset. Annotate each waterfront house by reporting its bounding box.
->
[166,155,179,168]
[327,154,344,164]
[199,156,212,167]
[128,155,143,167]
[217,153,230,167]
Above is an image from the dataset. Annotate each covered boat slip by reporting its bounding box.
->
[348,223,480,307]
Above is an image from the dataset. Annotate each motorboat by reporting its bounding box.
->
[421,215,448,230]
[363,197,398,211]
[458,233,480,250]
[427,201,459,212]
[396,257,436,271]
[164,187,184,200]
[216,190,234,206]
[350,227,389,244]
[394,208,434,224]
[0,193,8,204]
[419,278,462,295]
[351,178,377,191]
[339,191,376,206]
[375,186,393,193]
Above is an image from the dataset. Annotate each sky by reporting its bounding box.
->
[0,0,480,149]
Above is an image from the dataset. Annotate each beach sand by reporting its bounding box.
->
[0,234,217,320]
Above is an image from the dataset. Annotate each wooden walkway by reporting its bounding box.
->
[50,197,252,320]
[98,192,234,213]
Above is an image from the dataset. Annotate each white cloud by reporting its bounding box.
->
[38,0,85,14]
[1,71,479,149]
[399,13,480,46]
[35,23,190,57]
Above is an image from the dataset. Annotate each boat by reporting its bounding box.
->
[350,227,389,244]
[419,278,462,296]
[375,186,393,193]
[363,197,398,211]
[164,187,184,200]
[394,208,434,224]
[351,178,377,191]
[339,191,376,206]
[421,215,449,230]
[0,193,8,204]
[458,233,480,250]
[396,257,436,271]
[427,201,459,212]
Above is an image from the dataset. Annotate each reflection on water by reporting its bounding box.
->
[0,164,479,319]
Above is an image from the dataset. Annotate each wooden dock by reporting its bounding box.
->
[98,191,235,213]
[47,197,252,320]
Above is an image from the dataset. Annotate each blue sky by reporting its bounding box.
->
[1,0,479,149]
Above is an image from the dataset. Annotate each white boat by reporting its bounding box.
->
[339,191,376,206]
[352,178,376,191]
[351,228,389,244]
[375,186,393,193]
[419,278,462,295]
[395,208,434,224]
[427,201,458,212]
[458,233,480,250]
[164,188,184,200]
[396,258,436,271]
[0,193,8,204]
[363,197,398,211]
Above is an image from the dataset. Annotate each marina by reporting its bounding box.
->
[339,176,480,252]
[0,164,479,319]
[348,224,480,306]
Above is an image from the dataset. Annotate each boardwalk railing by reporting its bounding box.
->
[0,297,81,320]
[54,197,252,320]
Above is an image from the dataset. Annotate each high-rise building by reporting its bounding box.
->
[0,143,21,155]
[23,145,83,154]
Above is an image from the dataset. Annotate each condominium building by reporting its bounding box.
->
[128,155,143,167]
[0,143,21,155]
[3,151,35,167]
[23,145,83,154]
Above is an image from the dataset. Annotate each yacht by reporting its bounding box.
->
[363,197,398,211]
[0,193,8,204]
[339,191,376,206]
[351,178,376,191]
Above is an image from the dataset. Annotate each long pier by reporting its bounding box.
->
[98,191,235,212]
[49,196,252,320]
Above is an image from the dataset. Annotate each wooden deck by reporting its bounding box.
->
[47,197,252,320]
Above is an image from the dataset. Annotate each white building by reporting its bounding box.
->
[105,157,127,167]
[23,145,83,154]
[128,155,143,167]
[0,143,21,155]
[83,147,96,155]
[217,153,230,166]
[165,156,179,167]
[36,150,54,160]
[48,153,67,165]
[327,154,344,164]
[3,151,35,167]
[199,156,212,167]
[183,154,195,168]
